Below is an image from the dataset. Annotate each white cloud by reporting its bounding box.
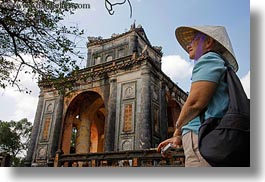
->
[0,73,39,123]
[161,55,193,91]
[0,53,250,124]
[162,55,251,99]
[240,71,250,99]
[0,54,40,123]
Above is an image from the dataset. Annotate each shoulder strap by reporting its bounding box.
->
[200,60,250,123]
[225,66,250,116]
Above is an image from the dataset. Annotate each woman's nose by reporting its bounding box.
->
[186,44,192,50]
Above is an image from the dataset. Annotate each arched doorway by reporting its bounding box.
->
[167,97,181,137]
[61,91,106,154]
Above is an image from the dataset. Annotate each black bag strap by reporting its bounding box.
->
[225,65,250,116]
[200,59,250,123]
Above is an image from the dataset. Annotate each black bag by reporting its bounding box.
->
[198,66,250,167]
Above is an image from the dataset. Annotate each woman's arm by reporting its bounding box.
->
[157,80,218,152]
[174,80,217,136]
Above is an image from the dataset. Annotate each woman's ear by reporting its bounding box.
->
[205,37,215,50]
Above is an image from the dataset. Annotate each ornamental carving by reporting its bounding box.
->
[37,145,47,159]
[121,139,132,150]
[122,82,136,100]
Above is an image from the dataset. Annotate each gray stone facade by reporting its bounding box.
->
[25,24,187,167]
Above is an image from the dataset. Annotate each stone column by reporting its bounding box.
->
[86,49,92,67]
[50,95,64,158]
[160,82,168,141]
[104,77,117,152]
[138,64,152,149]
[132,35,138,53]
[76,118,90,153]
[129,34,138,57]
[25,90,44,166]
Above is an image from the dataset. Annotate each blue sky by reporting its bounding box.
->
[0,0,250,123]
[64,0,250,91]
[2,0,265,181]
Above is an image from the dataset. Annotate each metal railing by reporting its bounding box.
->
[54,148,185,167]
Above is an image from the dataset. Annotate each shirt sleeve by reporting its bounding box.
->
[192,52,226,83]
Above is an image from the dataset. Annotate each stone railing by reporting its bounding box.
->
[54,148,185,167]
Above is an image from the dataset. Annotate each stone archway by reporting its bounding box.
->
[166,96,182,137]
[61,91,106,155]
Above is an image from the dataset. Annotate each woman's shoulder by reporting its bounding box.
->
[196,51,225,68]
[192,51,227,82]
[201,51,224,62]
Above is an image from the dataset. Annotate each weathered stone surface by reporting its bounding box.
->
[27,24,187,166]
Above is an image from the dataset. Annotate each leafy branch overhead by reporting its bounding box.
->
[0,0,132,93]
[0,0,84,92]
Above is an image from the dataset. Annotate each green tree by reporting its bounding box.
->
[0,0,84,92]
[0,118,32,166]
[0,0,133,93]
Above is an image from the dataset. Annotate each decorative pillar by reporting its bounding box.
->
[138,64,152,149]
[160,81,168,141]
[129,34,139,59]
[50,95,64,158]
[104,77,117,152]
[76,117,90,154]
[53,150,63,167]
[25,90,44,166]
[132,35,139,59]
[86,49,92,67]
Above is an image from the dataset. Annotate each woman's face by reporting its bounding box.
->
[186,33,206,60]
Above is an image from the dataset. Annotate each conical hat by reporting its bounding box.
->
[175,26,238,72]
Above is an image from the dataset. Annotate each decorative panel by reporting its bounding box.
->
[36,145,48,159]
[123,103,133,132]
[120,137,134,151]
[122,82,136,100]
[121,101,135,134]
[152,84,159,102]
[153,104,160,135]
[45,100,55,114]
[41,116,52,141]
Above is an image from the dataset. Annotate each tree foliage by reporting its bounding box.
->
[0,118,32,166]
[0,0,84,92]
[0,0,133,93]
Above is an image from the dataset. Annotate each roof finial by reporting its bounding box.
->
[131,20,136,30]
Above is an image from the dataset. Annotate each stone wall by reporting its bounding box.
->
[26,25,187,167]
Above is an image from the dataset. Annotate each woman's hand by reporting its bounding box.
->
[157,136,182,158]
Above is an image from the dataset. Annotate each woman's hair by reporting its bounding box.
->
[207,37,226,55]
[213,41,226,54]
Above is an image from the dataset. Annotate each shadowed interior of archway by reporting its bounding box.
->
[167,97,181,138]
[61,91,106,155]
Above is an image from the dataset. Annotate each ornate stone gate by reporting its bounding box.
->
[25,24,187,167]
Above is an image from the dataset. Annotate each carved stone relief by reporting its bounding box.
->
[122,82,136,100]
[45,100,55,113]
[152,85,159,102]
[120,138,133,150]
[37,145,48,159]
